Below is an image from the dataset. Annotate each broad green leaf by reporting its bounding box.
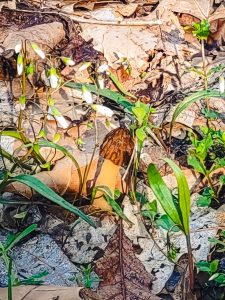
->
[164,158,190,235]
[147,164,182,228]
[196,195,211,207]
[2,174,95,227]
[210,259,219,273]
[136,127,146,142]
[196,261,211,272]
[65,82,134,113]
[188,155,206,175]
[155,215,180,232]
[170,90,225,137]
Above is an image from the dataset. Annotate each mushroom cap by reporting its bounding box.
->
[100,127,134,166]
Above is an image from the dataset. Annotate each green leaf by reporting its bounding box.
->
[13,211,27,219]
[210,259,219,273]
[93,185,132,226]
[201,108,219,120]
[170,90,225,137]
[37,140,82,193]
[155,214,180,232]
[196,195,211,207]
[65,82,134,113]
[188,155,206,175]
[3,174,95,227]
[196,261,211,272]
[147,164,182,229]
[136,127,147,142]
[164,158,190,235]
[192,20,210,40]
[104,193,133,226]
[5,224,37,252]
[209,273,220,281]
[109,72,136,99]
[1,130,22,141]
[132,107,147,125]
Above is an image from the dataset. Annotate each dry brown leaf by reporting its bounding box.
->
[158,0,225,22]
[0,285,83,300]
[80,223,160,300]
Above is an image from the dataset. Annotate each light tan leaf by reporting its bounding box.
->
[0,285,83,300]
[158,0,225,22]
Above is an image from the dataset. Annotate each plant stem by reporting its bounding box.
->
[186,233,194,291]
[206,173,219,202]
[201,39,209,110]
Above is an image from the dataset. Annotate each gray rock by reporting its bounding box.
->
[0,233,80,287]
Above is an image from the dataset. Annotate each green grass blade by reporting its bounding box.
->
[1,130,22,141]
[5,224,37,251]
[170,90,225,137]
[65,82,134,112]
[109,72,136,99]
[5,174,95,227]
[37,140,82,193]
[147,163,182,228]
[164,158,190,235]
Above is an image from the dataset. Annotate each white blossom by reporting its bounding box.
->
[15,42,22,54]
[219,75,225,93]
[17,53,23,75]
[98,76,105,89]
[92,104,114,117]
[31,42,45,59]
[82,85,93,104]
[97,63,109,74]
[61,56,75,66]
[47,106,70,129]
[49,68,58,89]
[79,62,92,72]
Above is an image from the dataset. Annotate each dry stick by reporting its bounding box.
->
[10,8,162,26]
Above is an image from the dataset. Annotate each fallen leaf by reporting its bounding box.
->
[0,285,83,300]
[80,222,160,300]
[158,0,225,22]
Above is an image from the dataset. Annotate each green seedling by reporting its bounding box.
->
[147,159,194,290]
[77,264,101,289]
[0,224,48,300]
[188,126,225,201]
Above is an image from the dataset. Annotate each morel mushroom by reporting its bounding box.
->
[93,126,134,211]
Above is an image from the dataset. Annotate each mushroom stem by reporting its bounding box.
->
[93,159,120,211]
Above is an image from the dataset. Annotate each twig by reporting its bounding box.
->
[10,8,163,26]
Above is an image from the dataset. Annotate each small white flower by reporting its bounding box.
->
[114,51,125,60]
[47,106,70,129]
[97,63,109,74]
[31,42,45,59]
[61,56,75,66]
[49,67,58,89]
[79,62,92,72]
[92,104,114,118]
[15,42,22,54]
[55,115,70,129]
[97,76,105,89]
[19,95,26,110]
[17,53,23,75]
[82,85,93,104]
[219,75,225,93]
